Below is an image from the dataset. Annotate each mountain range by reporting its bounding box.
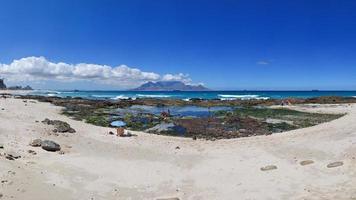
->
[130,81,210,91]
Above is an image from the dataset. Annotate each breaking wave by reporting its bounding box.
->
[137,94,172,98]
[111,95,132,100]
[218,94,269,100]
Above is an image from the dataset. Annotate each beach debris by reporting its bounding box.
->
[29,139,42,147]
[42,118,76,133]
[260,165,278,171]
[41,140,61,152]
[300,160,314,166]
[5,151,21,160]
[327,161,343,168]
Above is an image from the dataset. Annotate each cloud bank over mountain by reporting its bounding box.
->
[0,56,193,88]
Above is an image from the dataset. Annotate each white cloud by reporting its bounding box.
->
[162,73,191,83]
[0,56,194,88]
[257,61,270,65]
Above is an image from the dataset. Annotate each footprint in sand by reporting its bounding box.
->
[327,161,343,168]
[260,165,278,171]
[300,160,314,166]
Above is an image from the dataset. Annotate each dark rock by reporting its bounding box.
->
[28,150,37,155]
[5,151,21,160]
[41,140,61,152]
[327,161,343,168]
[300,160,314,166]
[108,131,115,135]
[260,165,277,171]
[29,139,42,147]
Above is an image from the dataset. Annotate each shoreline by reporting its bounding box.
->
[0,96,356,199]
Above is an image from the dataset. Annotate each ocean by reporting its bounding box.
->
[30,90,356,100]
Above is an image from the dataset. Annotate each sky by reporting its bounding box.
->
[0,0,356,90]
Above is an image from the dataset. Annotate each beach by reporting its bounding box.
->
[1,96,356,199]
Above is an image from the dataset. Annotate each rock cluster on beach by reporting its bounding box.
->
[42,118,76,133]
[30,139,61,152]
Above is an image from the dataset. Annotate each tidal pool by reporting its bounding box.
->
[116,105,233,117]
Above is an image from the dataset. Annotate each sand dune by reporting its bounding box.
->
[0,97,356,199]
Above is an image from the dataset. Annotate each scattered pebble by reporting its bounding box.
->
[28,150,37,155]
[29,139,42,147]
[5,151,21,160]
[157,198,180,200]
[260,165,278,171]
[175,146,180,150]
[327,161,343,168]
[300,160,314,166]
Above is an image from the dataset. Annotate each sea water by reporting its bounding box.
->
[30,90,356,100]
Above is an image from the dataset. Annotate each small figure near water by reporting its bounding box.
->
[281,99,292,106]
[110,120,127,137]
[116,127,125,137]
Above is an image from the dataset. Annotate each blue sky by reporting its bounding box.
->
[0,0,356,90]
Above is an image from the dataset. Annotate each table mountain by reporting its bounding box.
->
[130,81,210,91]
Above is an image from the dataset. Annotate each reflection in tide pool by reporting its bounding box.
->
[116,105,233,117]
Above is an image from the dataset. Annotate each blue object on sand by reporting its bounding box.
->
[110,120,127,127]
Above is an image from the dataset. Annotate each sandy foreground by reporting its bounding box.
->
[0,97,356,200]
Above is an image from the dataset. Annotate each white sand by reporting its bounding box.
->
[0,97,356,200]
